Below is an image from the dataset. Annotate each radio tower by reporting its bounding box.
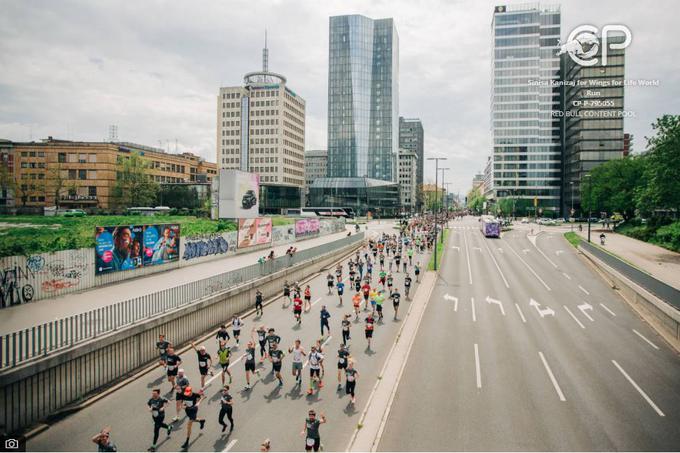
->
[108,125,118,142]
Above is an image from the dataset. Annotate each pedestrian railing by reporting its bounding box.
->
[0,233,364,370]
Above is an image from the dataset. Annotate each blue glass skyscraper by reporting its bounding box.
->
[327,15,399,182]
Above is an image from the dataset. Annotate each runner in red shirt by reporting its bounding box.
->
[304,285,312,312]
[293,295,303,325]
[361,283,371,311]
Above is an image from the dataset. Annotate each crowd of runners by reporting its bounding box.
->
[91,216,446,452]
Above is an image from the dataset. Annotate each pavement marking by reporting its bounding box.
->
[529,298,555,318]
[473,246,482,252]
[463,231,473,285]
[529,236,558,269]
[471,297,477,323]
[480,233,510,288]
[311,297,323,307]
[632,329,660,350]
[504,241,551,291]
[555,250,564,256]
[451,245,460,251]
[612,360,665,416]
[563,306,586,329]
[578,285,590,295]
[444,293,459,311]
[223,439,238,451]
[562,272,572,280]
[599,303,616,317]
[577,302,594,322]
[538,351,566,402]
[515,303,527,323]
[203,353,246,389]
[486,296,505,316]
[474,343,482,389]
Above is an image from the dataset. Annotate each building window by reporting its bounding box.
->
[89,170,97,179]
[68,169,77,179]
[78,169,87,180]
[89,154,97,163]
[58,153,66,163]
[88,186,97,197]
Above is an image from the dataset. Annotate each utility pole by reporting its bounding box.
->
[584,174,592,243]
[439,168,449,243]
[427,157,447,270]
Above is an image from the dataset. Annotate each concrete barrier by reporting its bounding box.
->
[579,244,680,353]
[0,233,364,435]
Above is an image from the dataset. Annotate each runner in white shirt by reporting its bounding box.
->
[288,339,307,386]
[307,345,324,395]
[231,316,244,346]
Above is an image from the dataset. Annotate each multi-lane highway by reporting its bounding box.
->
[379,217,680,451]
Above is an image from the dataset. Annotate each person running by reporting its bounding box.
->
[354,278,361,294]
[320,305,331,336]
[407,247,414,266]
[301,410,326,452]
[215,325,230,346]
[366,261,373,281]
[156,334,170,369]
[147,389,172,452]
[91,427,117,452]
[337,344,350,390]
[304,285,312,312]
[326,272,335,295]
[218,385,234,433]
[265,328,282,373]
[375,290,385,321]
[361,281,371,311]
[336,279,345,306]
[283,281,291,308]
[395,253,401,273]
[345,361,359,404]
[403,259,408,273]
[391,289,402,320]
[386,273,394,292]
[404,274,412,300]
[255,325,267,361]
[190,342,213,388]
[379,252,385,270]
[378,270,387,287]
[352,292,362,320]
[268,343,285,386]
[231,316,243,345]
[307,345,324,395]
[364,313,375,349]
[335,264,343,282]
[243,340,260,390]
[414,262,421,283]
[341,314,351,345]
[255,290,264,317]
[173,369,189,422]
[180,386,206,451]
[288,339,306,385]
[293,293,303,325]
[216,340,232,385]
[165,346,182,394]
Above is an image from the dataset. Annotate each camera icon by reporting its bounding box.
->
[4,439,19,450]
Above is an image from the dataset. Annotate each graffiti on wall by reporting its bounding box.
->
[0,264,35,308]
[183,235,229,261]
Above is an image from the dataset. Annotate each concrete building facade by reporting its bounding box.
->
[304,150,327,203]
[398,149,417,213]
[399,117,424,207]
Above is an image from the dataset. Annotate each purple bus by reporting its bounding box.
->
[480,216,501,238]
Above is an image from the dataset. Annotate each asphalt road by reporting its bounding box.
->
[378,218,680,451]
[28,221,431,452]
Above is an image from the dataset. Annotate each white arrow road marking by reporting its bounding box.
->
[451,246,461,251]
[473,247,482,252]
[633,329,659,350]
[612,360,664,416]
[471,297,476,322]
[562,272,572,280]
[223,439,238,452]
[522,249,531,254]
[578,285,590,296]
[577,302,594,321]
[505,243,551,291]
[474,343,482,389]
[555,250,564,256]
[515,303,527,323]
[539,352,566,402]
[599,303,616,317]
[497,248,504,254]
[486,296,505,316]
[564,306,585,329]
[444,293,458,311]
[529,298,555,318]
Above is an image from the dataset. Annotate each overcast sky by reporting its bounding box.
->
[0,0,677,196]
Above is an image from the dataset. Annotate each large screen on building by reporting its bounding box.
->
[237,218,272,248]
[218,169,260,219]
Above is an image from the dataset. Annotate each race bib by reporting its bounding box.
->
[152,410,159,417]
[199,361,207,367]
[167,365,176,370]
[185,400,194,407]
[306,438,316,447]
[339,358,345,364]
[347,375,355,382]
[247,353,253,361]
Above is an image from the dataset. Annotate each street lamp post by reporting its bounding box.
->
[439,168,449,243]
[584,174,592,243]
[569,181,574,231]
[427,157,447,270]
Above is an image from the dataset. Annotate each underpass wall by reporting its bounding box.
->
[0,233,363,435]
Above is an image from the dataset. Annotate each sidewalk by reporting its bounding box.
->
[0,225,351,334]
[575,228,680,291]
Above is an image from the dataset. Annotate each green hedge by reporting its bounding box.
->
[617,220,680,253]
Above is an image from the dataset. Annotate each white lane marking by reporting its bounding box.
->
[204,353,246,388]
[632,329,660,350]
[563,306,585,329]
[474,343,482,389]
[486,296,506,316]
[562,272,572,280]
[522,249,531,254]
[471,297,476,323]
[311,297,323,307]
[480,233,510,288]
[539,351,566,402]
[303,335,332,369]
[612,360,665,416]
[224,439,238,451]
[515,303,527,323]
[463,231,473,285]
[599,303,616,317]
[504,241,551,291]
[532,239,558,269]
[444,293,458,311]
[577,302,594,322]
[578,285,590,295]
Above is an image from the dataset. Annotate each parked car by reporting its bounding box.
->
[241,190,257,209]
[520,217,529,224]
[62,209,86,217]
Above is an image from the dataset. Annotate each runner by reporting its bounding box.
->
[335,263,342,282]
[218,385,234,433]
[407,247,414,266]
[404,274,412,300]
[265,328,282,373]
[215,325,230,346]
[293,293,303,325]
[179,386,206,451]
[165,346,182,395]
[341,314,351,345]
[364,313,375,349]
[283,281,291,308]
[231,316,244,345]
[300,410,326,452]
[303,285,312,312]
[378,269,387,287]
[386,273,394,292]
[375,290,385,321]
[173,369,189,422]
[243,340,260,390]
[391,288,402,320]
[268,343,285,386]
[403,259,408,273]
[255,289,264,317]
[345,361,359,404]
[147,389,172,452]
[379,252,385,270]
[320,305,331,336]
[216,340,233,385]
[91,427,117,452]
[156,334,170,369]
[361,281,371,311]
[288,339,306,385]
[395,253,401,273]
[414,262,421,283]
[354,278,361,294]
[307,345,324,395]
[255,325,267,361]
[337,344,350,390]
[326,272,335,295]
[336,279,345,306]
[352,292,362,321]
[190,342,213,388]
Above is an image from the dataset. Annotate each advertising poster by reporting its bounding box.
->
[237,218,272,248]
[218,169,260,219]
[295,218,320,238]
[143,224,180,266]
[94,225,144,275]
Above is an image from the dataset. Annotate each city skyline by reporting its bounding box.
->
[0,0,678,196]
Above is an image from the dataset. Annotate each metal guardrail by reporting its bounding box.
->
[0,233,364,370]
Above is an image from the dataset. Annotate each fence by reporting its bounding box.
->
[0,233,364,370]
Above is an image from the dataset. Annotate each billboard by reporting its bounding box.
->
[218,169,260,219]
[237,218,272,248]
[295,218,320,238]
[95,224,180,275]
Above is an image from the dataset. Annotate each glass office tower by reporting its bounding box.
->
[491,4,562,215]
[327,15,399,182]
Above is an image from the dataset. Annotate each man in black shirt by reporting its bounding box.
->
[218,385,234,433]
[190,342,213,388]
[265,328,281,374]
[391,289,401,320]
[255,290,264,317]
[180,387,205,451]
[165,346,181,394]
[156,334,170,368]
[336,344,350,390]
[300,410,326,452]
[268,343,285,386]
[244,340,260,390]
[404,275,412,300]
[215,325,230,346]
[173,369,189,422]
[147,389,172,452]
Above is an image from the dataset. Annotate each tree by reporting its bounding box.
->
[44,163,70,210]
[111,152,159,209]
[581,156,645,220]
[158,185,200,209]
[466,187,487,215]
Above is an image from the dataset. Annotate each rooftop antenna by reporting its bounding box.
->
[262,29,268,73]
[108,125,118,142]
